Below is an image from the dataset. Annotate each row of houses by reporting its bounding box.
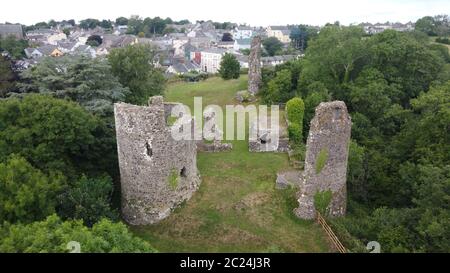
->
[359,22,415,35]
[0,22,296,75]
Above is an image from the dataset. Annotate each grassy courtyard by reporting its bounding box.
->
[131,76,331,253]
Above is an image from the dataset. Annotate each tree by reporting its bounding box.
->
[0,36,29,59]
[0,95,116,179]
[263,69,293,104]
[100,20,112,29]
[262,37,283,56]
[79,19,100,30]
[62,28,71,37]
[366,30,444,105]
[0,155,65,224]
[415,16,437,36]
[175,19,190,25]
[303,81,331,138]
[221,33,234,42]
[108,44,165,105]
[299,25,366,100]
[290,25,318,51]
[48,20,57,28]
[218,53,240,80]
[86,35,103,47]
[0,215,156,253]
[0,56,16,97]
[349,68,396,124]
[17,56,129,117]
[58,176,118,227]
[115,17,128,26]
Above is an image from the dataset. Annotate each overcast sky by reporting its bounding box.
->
[1,0,449,26]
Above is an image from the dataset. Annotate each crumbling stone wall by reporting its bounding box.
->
[295,101,351,219]
[248,36,262,95]
[114,96,201,226]
[249,120,289,153]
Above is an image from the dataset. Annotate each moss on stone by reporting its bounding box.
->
[315,148,329,174]
[168,169,180,190]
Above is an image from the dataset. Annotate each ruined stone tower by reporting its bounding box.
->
[295,101,351,220]
[248,36,262,95]
[114,96,201,226]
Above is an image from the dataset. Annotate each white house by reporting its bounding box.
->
[24,48,43,59]
[233,26,254,40]
[261,55,297,67]
[266,26,291,43]
[233,38,252,52]
[47,33,67,45]
[200,48,228,73]
[234,54,249,69]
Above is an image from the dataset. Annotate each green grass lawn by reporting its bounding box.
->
[430,36,450,53]
[131,76,331,253]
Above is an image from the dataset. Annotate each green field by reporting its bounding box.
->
[131,76,331,253]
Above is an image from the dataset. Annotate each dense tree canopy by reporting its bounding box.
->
[58,175,118,227]
[0,95,116,178]
[415,15,450,36]
[0,36,29,59]
[0,215,156,253]
[259,25,450,252]
[0,155,64,224]
[108,44,165,105]
[16,56,129,117]
[0,56,16,97]
[262,37,284,56]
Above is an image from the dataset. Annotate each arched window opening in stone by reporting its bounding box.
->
[145,141,153,157]
[180,167,187,178]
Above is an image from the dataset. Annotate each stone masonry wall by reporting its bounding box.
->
[295,101,351,219]
[248,36,262,95]
[114,96,201,226]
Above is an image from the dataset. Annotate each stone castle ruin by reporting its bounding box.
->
[114,96,200,225]
[295,101,351,219]
[248,36,262,95]
[249,119,289,153]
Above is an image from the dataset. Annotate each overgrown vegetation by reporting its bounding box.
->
[133,76,331,253]
[286,97,305,143]
[0,45,161,252]
[259,25,450,252]
[314,191,332,215]
[168,169,180,191]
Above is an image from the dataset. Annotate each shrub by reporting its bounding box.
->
[436,37,450,45]
[287,97,305,124]
[288,123,302,144]
[218,53,240,80]
[286,97,305,143]
[314,190,332,215]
